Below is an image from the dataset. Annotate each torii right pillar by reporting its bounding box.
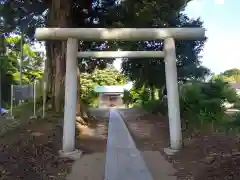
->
[164,37,182,153]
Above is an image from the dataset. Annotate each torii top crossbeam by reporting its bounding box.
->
[35,28,205,40]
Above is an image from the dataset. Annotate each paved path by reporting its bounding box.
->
[104,109,153,180]
[67,108,177,180]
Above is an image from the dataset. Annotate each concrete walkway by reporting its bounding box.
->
[104,109,153,180]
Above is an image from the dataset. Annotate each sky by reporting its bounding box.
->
[114,0,239,74]
[183,0,240,74]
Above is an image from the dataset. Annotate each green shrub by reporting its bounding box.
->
[180,79,237,132]
[229,113,240,126]
[142,99,168,115]
[221,113,240,134]
[124,86,151,106]
[135,79,239,134]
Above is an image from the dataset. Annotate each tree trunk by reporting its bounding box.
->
[45,0,94,120]
[45,0,73,112]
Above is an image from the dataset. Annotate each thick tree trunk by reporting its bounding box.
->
[45,0,94,120]
[45,0,72,112]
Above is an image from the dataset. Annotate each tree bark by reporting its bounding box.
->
[45,0,73,112]
[44,0,94,118]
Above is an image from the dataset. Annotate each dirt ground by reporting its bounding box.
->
[2,107,240,180]
[76,108,109,153]
[66,108,109,180]
[66,152,106,180]
[0,109,109,180]
[118,108,240,180]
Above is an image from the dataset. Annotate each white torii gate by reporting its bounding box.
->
[36,28,205,159]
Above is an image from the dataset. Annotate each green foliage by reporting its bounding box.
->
[5,36,43,83]
[1,0,200,76]
[133,78,239,134]
[222,68,240,79]
[122,86,139,106]
[220,112,240,134]
[12,72,30,84]
[121,13,211,91]
[122,85,149,107]
[80,67,128,106]
[229,113,240,127]
[0,55,15,104]
[139,87,151,105]
[141,99,167,115]
[1,0,214,115]
[90,68,127,86]
[0,36,44,105]
[132,86,151,105]
[180,79,237,130]
[212,68,240,83]
[0,0,190,36]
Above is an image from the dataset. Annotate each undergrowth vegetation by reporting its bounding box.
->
[124,79,240,135]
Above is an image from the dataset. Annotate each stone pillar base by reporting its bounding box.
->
[164,147,179,156]
[5,116,14,120]
[30,115,37,119]
[59,149,83,161]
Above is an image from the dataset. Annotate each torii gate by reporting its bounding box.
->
[35,28,205,159]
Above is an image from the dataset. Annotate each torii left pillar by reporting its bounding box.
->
[59,38,82,160]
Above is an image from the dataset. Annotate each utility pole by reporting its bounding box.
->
[0,33,5,110]
[19,29,24,85]
[0,53,2,110]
